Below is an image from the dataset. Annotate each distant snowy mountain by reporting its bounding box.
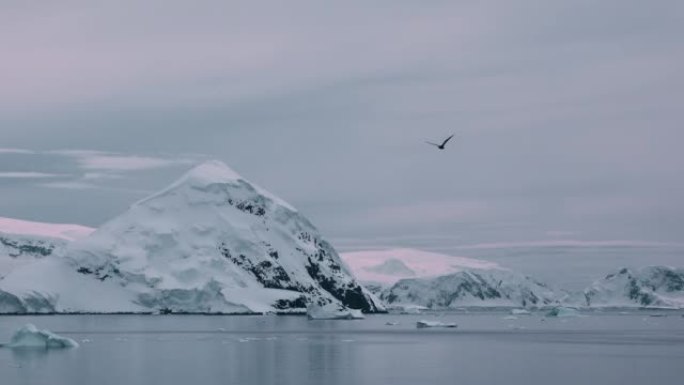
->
[0,217,94,279]
[341,248,501,287]
[381,269,558,309]
[0,161,383,314]
[581,266,684,308]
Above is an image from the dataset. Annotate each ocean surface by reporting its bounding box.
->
[1,310,683,385]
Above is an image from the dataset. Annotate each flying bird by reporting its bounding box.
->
[426,134,454,150]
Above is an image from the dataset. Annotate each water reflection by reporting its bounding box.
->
[0,313,683,385]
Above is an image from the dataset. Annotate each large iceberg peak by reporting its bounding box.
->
[135,159,296,212]
[176,160,244,187]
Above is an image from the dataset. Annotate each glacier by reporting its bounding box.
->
[0,217,94,279]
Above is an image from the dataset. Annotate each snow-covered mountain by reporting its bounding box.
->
[0,161,383,314]
[381,269,558,309]
[581,266,684,308]
[0,217,94,278]
[341,248,501,288]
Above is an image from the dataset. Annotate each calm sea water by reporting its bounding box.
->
[1,310,683,385]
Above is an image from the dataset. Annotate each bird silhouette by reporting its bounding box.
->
[426,134,454,150]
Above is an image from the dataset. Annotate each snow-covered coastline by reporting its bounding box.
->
[1,162,682,314]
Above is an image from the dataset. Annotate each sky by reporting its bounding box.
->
[1,0,683,271]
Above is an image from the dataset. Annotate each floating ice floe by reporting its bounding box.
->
[307,303,364,320]
[416,320,458,329]
[503,316,518,320]
[387,304,429,314]
[385,321,400,326]
[508,325,526,330]
[545,307,580,318]
[4,324,79,349]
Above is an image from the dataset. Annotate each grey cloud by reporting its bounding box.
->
[0,0,682,263]
[0,172,66,179]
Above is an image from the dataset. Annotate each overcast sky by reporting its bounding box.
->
[1,0,683,260]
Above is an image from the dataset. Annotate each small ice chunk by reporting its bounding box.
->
[385,321,400,326]
[416,320,457,329]
[511,309,531,315]
[503,316,518,320]
[307,303,364,320]
[6,324,79,349]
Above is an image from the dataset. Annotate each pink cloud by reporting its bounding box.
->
[0,216,94,241]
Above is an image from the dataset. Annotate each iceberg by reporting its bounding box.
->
[307,303,365,320]
[545,307,580,318]
[4,324,79,349]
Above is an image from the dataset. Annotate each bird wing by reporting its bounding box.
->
[441,134,455,147]
[425,141,441,147]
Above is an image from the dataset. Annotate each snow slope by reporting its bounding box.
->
[381,269,558,309]
[341,248,501,287]
[581,266,684,308]
[0,218,94,279]
[0,161,383,314]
